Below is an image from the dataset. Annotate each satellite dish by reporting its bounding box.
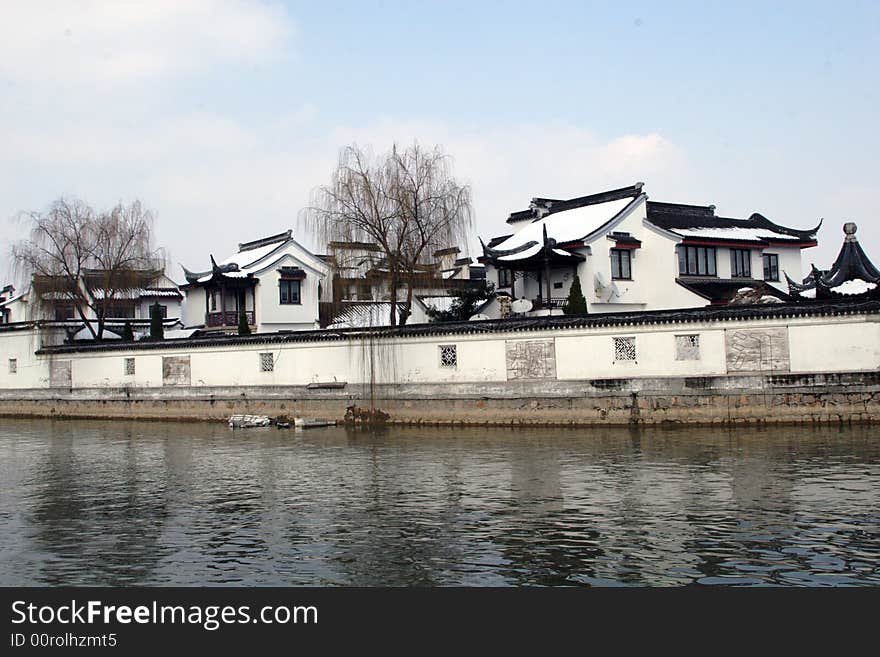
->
[469,313,491,321]
[510,298,533,314]
[594,271,607,297]
[607,281,620,301]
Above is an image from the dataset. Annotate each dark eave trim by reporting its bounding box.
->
[33,300,880,355]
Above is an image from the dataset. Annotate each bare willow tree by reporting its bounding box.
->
[303,142,473,325]
[12,198,165,340]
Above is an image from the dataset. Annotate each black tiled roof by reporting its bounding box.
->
[676,278,792,304]
[647,201,820,241]
[505,183,644,224]
[788,223,880,300]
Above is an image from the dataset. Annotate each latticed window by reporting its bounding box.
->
[439,344,457,368]
[675,334,700,360]
[260,352,274,372]
[8,358,16,374]
[124,358,135,375]
[613,337,636,362]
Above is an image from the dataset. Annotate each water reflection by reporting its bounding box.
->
[0,419,877,586]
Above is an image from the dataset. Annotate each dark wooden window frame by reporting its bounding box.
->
[610,248,632,280]
[762,253,779,281]
[677,246,717,276]
[279,279,302,305]
[731,248,752,278]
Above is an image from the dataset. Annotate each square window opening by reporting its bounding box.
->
[124,357,135,375]
[439,344,457,368]
[9,358,17,374]
[260,352,275,372]
[613,336,637,362]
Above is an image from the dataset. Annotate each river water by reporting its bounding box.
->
[0,419,878,586]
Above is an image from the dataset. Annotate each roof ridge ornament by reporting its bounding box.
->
[844,222,858,242]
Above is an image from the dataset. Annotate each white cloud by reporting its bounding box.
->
[128,118,691,269]
[0,1,293,84]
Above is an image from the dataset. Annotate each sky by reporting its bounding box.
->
[1,0,878,284]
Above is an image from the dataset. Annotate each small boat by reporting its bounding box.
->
[228,414,272,429]
[293,417,337,430]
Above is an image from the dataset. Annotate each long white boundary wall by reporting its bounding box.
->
[1,311,878,391]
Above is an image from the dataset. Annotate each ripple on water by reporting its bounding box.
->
[0,420,878,586]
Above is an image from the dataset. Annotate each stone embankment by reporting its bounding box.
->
[2,372,877,426]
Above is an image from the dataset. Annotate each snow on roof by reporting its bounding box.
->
[0,293,25,308]
[90,288,144,300]
[163,328,200,339]
[196,239,291,283]
[140,289,182,298]
[491,197,634,253]
[419,296,455,313]
[671,227,803,242]
[73,326,122,340]
[831,279,877,295]
[326,302,409,329]
[218,240,286,270]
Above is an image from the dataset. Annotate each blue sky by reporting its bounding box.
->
[2,1,878,281]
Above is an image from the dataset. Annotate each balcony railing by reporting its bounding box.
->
[532,297,567,310]
[206,310,254,328]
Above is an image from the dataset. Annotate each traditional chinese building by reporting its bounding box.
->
[787,222,879,301]
[478,183,820,317]
[181,230,331,333]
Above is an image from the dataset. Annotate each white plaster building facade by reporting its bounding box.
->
[478,183,820,317]
[181,230,331,333]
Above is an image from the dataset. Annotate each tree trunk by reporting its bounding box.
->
[400,277,415,326]
[388,271,398,326]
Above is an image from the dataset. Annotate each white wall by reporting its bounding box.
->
[255,252,324,332]
[0,328,49,388]
[2,311,877,391]
[789,321,880,373]
[182,287,206,327]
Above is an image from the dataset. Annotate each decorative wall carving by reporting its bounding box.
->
[49,360,71,387]
[162,356,191,386]
[725,327,790,372]
[506,339,556,380]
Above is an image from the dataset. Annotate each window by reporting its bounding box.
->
[54,304,76,321]
[279,280,301,304]
[439,344,457,368]
[731,249,751,278]
[613,336,636,362]
[358,284,373,300]
[553,282,563,290]
[675,335,700,360]
[260,352,274,372]
[763,253,779,281]
[8,358,16,374]
[156,304,168,318]
[610,249,632,280]
[124,358,135,375]
[677,246,717,276]
[210,291,217,311]
[497,268,512,288]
